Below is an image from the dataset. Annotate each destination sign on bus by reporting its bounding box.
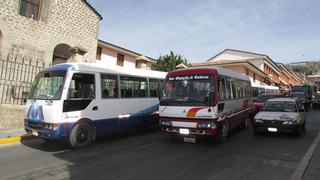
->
[168,75,210,81]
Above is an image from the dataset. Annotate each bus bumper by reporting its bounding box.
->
[24,119,73,139]
[160,126,218,136]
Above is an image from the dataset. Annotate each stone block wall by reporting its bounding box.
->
[0,104,25,130]
[0,0,101,65]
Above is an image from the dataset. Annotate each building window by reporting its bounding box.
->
[117,53,124,66]
[19,0,42,20]
[96,47,102,60]
[253,74,256,82]
[245,69,249,76]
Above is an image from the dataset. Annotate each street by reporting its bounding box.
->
[0,109,319,180]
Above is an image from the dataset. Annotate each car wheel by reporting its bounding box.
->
[302,120,306,130]
[69,122,94,149]
[216,120,229,144]
[294,125,303,137]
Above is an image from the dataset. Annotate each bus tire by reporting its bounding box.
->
[69,122,94,149]
[241,116,249,129]
[216,121,229,144]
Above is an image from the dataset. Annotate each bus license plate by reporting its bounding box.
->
[32,130,38,136]
[268,128,277,132]
[179,128,190,135]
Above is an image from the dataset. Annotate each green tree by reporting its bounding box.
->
[290,65,318,75]
[152,51,190,72]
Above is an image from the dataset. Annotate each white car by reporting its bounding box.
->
[252,98,306,136]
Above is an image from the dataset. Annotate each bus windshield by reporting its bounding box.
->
[28,71,66,100]
[162,74,213,106]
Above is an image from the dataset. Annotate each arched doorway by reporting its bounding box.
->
[52,43,72,65]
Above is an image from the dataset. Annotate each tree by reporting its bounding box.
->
[152,51,190,72]
[290,65,318,75]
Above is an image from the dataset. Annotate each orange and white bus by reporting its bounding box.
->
[159,66,254,143]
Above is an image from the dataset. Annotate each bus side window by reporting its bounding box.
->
[225,78,231,100]
[120,76,147,98]
[69,73,95,99]
[219,77,226,101]
[101,74,118,98]
[149,79,160,97]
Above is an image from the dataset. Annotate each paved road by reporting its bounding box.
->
[0,109,320,180]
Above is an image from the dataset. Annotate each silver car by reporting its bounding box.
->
[252,97,306,136]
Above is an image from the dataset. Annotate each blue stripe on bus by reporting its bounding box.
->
[25,104,160,139]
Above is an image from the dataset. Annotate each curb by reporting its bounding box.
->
[290,131,320,180]
[0,134,37,145]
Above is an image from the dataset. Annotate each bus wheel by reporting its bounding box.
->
[241,116,250,129]
[216,121,229,144]
[69,122,94,149]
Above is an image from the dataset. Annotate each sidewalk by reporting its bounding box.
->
[0,128,34,144]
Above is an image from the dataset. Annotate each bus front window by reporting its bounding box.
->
[28,71,66,100]
[162,74,213,106]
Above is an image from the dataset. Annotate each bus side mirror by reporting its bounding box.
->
[208,92,214,106]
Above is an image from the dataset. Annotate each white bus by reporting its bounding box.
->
[159,66,254,143]
[24,63,166,148]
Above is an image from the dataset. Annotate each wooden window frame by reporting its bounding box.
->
[96,47,102,60]
[117,53,124,66]
[19,0,42,20]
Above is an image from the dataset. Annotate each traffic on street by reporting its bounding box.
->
[0,108,319,180]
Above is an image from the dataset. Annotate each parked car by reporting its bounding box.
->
[253,93,279,111]
[252,98,306,136]
[290,92,310,111]
[313,93,320,109]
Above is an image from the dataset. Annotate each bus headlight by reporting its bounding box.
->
[198,123,216,129]
[160,121,172,126]
[44,123,59,130]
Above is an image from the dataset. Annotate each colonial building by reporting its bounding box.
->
[308,74,320,92]
[0,0,102,65]
[96,40,156,70]
[207,49,282,86]
[192,60,269,88]
[0,0,102,130]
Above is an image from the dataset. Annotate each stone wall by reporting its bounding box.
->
[0,104,25,130]
[0,0,100,65]
[0,0,101,130]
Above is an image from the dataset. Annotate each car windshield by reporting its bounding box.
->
[256,95,273,102]
[162,74,213,106]
[28,71,66,100]
[262,101,297,112]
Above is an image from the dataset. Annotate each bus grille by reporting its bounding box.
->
[27,121,45,129]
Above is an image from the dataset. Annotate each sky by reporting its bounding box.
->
[88,0,320,64]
